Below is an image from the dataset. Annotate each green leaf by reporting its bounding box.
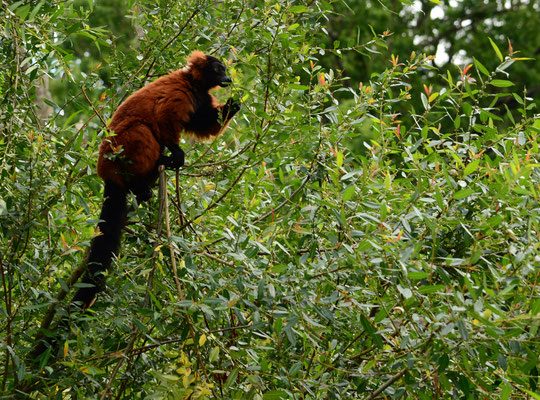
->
[512,93,524,104]
[454,115,461,129]
[500,382,512,400]
[497,353,508,371]
[457,375,471,396]
[531,298,540,315]
[29,0,44,20]
[457,319,469,341]
[488,37,504,62]
[454,188,474,199]
[418,285,446,294]
[342,185,355,201]
[384,173,391,191]
[408,271,429,280]
[446,69,454,86]
[435,187,444,209]
[263,390,289,399]
[462,102,472,116]
[360,315,383,348]
[288,84,309,90]
[523,390,540,400]
[487,215,503,228]
[289,5,309,13]
[209,346,219,362]
[274,318,283,334]
[287,23,299,31]
[463,159,480,175]
[15,4,31,19]
[8,1,24,11]
[505,104,515,125]
[397,285,413,299]
[490,80,513,88]
[0,199,7,216]
[224,368,238,391]
[473,57,490,77]
[421,93,429,110]
[289,361,302,376]
[332,209,345,226]
[336,150,343,168]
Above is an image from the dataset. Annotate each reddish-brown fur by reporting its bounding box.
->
[98,51,230,188]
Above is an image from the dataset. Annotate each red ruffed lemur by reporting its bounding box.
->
[71,51,240,309]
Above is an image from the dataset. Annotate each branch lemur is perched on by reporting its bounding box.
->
[72,51,241,309]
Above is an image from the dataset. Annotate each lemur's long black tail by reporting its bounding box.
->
[71,180,127,309]
[30,181,127,360]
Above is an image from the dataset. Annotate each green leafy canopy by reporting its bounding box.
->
[0,0,538,398]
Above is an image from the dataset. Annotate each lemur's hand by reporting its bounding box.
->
[223,97,241,120]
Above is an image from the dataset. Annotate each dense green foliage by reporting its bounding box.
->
[323,0,540,109]
[1,0,538,398]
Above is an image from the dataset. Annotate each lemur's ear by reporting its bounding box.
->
[186,51,207,81]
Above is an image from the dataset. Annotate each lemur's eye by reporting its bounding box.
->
[214,67,220,72]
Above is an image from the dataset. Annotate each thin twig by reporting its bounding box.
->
[164,172,183,300]
[196,251,235,268]
[81,86,108,128]
[142,7,201,83]
[311,265,350,279]
[367,368,407,400]
[172,170,199,237]
[255,173,311,223]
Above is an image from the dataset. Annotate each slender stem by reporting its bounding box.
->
[165,173,183,300]
[367,368,407,400]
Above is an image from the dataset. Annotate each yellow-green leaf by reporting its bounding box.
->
[384,173,392,191]
[199,333,207,346]
[488,37,503,62]
[336,150,343,168]
[289,5,309,13]
[288,23,299,31]
[63,341,69,358]
[464,159,480,175]
[209,346,220,362]
[523,389,540,400]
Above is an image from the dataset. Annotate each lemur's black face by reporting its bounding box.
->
[205,55,232,88]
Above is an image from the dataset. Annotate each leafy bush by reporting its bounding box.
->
[0,1,538,398]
